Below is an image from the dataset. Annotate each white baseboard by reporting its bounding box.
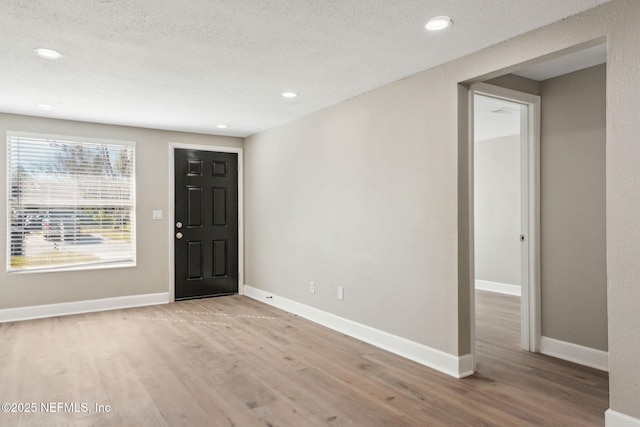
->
[475,280,521,296]
[458,353,474,378]
[606,410,640,427]
[0,292,170,323]
[243,285,473,379]
[540,336,608,372]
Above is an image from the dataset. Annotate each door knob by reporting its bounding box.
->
[176,232,183,239]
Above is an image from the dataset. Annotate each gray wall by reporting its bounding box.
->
[474,134,521,287]
[540,64,607,351]
[0,113,243,309]
[246,1,640,418]
[245,88,461,352]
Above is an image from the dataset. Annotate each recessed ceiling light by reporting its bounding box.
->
[36,103,54,111]
[216,124,229,129]
[34,48,64,60]
[425,16,452,31]
[281,92,298,98]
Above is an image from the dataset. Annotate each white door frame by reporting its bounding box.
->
[469,82,541,354]
[168,143,244,302]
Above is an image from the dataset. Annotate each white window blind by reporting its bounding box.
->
[7,132,136,272]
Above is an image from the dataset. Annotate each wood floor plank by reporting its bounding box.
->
[0,291,608,426]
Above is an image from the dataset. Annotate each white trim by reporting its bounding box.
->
[468,88,477,372]
[0,292,169,323]
[475,280,521,296]
[606,410,640,427]
[458,354,474,378]
[244,285,473,379]
[540,336,608,372]
[168,143,244,301]
[469,83,541,353]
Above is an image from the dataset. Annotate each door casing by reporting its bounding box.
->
[468,83,541,369]
[168,143,244,302]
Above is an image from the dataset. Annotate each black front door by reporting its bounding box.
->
[174,149,238,300]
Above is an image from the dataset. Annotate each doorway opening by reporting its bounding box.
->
[469,83,541,369]
[460,44,609,417]
[466,46,609,373]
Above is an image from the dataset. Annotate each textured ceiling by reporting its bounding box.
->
[0,0,609,137]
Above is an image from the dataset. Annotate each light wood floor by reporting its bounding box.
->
[0,291,608,426]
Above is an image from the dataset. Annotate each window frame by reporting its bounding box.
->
[6,131,137,274]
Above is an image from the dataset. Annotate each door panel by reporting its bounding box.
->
[212,188,227,225]
[213,240,227,276]
[188,187,204,227]
[188,241,203,280]
[175,149,238,299]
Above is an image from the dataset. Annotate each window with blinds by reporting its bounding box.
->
[7,132,136,272]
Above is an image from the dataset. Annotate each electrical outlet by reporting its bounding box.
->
[337,286,344,301]
[310,281,315,293]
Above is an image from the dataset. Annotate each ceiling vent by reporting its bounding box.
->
[490,107,519,115]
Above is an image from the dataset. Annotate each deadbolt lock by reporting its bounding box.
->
[176,221,183,229]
